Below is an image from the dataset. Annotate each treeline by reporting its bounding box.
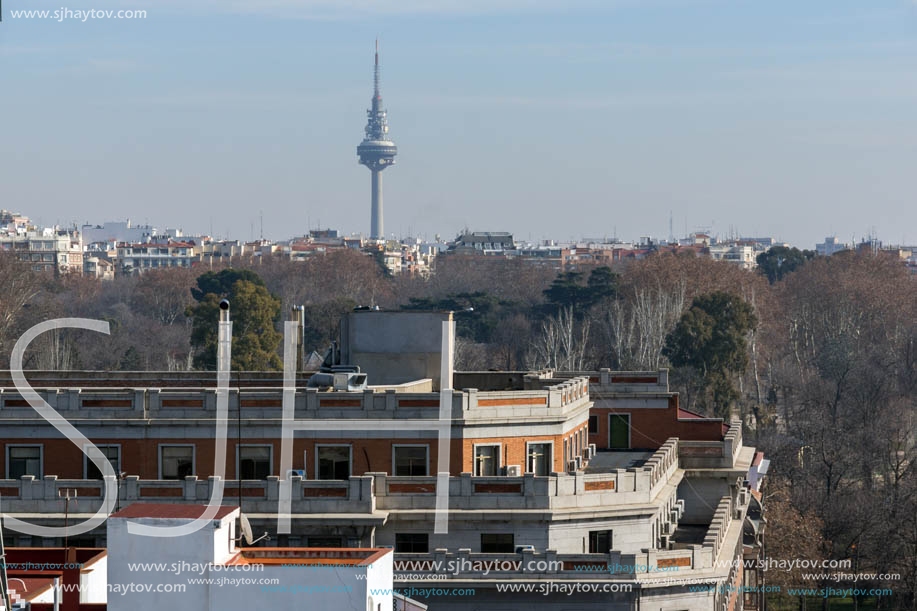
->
[0,247,914,607]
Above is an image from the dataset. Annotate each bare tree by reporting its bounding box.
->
[529,306,590,371]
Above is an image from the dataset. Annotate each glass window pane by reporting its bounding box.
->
[395,533,429,553]
[161,446,193,480]
[527,443,551,476]
[589,530,612,553]
[9,447,41,478]
[474,445,498,476]
[394,446,427,476]
[318,446,350,480]
[240,446,271,479]
[86,446,120,480]
[481,533,514,553]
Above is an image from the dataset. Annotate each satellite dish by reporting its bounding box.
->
[240,513,254,546]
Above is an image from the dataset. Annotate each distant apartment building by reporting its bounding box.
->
[447,231,516,254]
[82,220,156,246]
[0,209,32,235]
[816,236,849,256]
[116,241,196,275]
[83,256,116,280]
[0,230,83,274]
[708,242,758,269]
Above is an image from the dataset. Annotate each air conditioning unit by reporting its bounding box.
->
[505,465,521,477]
[287,469,306,479]
[567,460,577,474]
[307,371,368,391]
[575,456,583,470]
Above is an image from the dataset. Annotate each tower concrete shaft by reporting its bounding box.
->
[357,40,397,240]
[371,169,383,239]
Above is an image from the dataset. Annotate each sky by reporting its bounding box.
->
[1,0,916,248]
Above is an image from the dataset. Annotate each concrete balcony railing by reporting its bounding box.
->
[701,495,733,558]
[678,419,743,469]
[393,545,711,580]
[462,376,592,420]
[550,369,669,393]
[0,475,376,516]
[0,448,681,517]
[0,381,591,421]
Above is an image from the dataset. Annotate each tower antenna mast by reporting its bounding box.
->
[357,39,398,240]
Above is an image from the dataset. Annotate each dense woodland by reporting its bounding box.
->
[0,248,914,608]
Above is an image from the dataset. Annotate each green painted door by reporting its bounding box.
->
[609,414,629,449]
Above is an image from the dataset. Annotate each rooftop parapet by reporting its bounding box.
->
[0,378,592,422]
[678,419,743,469]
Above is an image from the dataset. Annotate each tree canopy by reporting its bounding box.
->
[191,268,266,302]
[663,291,757,416]
[755,246,815,284]
[188,273,282,371]
[542,266,618,315]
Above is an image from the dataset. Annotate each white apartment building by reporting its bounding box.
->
[116,241,196,275]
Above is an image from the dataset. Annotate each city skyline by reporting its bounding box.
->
[2,0,916,247]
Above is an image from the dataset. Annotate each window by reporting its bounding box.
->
[84,445,120,479]
[7,446,41,479]
[588,415,598,434]
[526,443,552,476]
[589,530,613,553]
[239,446,272,479]
[317,445,351,480]
[395,533,429,553]
[481,533,514,553]
[308,536,342,547]
[563,439,569,467]
[160,445,194,480]
[473,444,500,476]
[393,446,428,476]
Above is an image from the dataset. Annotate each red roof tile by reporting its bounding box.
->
[110,503,238,520]
[9,578,55,602]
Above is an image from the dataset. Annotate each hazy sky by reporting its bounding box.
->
[2,0,916,248]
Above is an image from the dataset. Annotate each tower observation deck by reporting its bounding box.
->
[357,40,397,240]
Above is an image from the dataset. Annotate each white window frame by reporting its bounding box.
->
[472,442,502,477]
[82,443,121,479]
[391,444,430,477]
[158,444,196,480]
[6,444,43,479]
[315,444,352,480]
[236,444,273,480]
[525,441,554,476]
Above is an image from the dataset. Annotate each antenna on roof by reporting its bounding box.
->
[235,513,269,547]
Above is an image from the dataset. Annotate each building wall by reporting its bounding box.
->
[3,430,588,480]
[589,395,723,450]
[107,513,237,610]
[460,426,588,474]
